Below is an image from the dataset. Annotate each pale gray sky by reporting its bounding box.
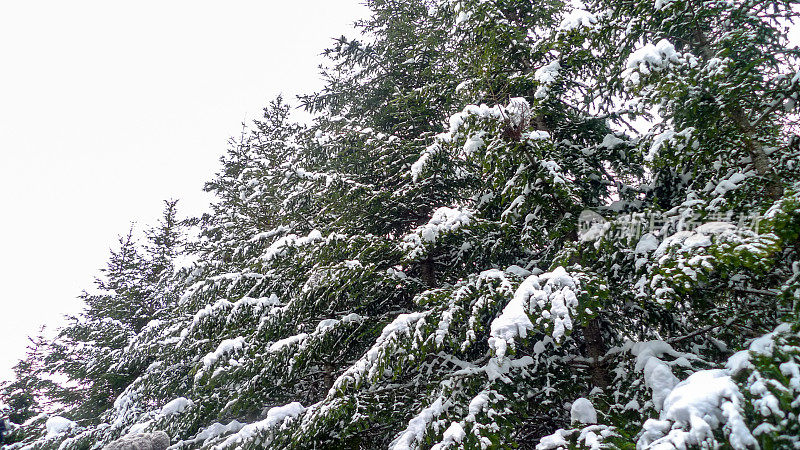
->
[0,1,368,382]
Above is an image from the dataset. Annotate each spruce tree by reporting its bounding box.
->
[35,202,185,427]
[0,328,55,424]
[7,0,800,449]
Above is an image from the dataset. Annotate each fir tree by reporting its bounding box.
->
[0,328,55,425]
[7,0,800,449]
[41,202,185,425]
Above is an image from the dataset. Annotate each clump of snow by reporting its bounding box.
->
[650,218,753,264]
[748,322,791,356]
[489,277,536,358]
[467,391,490,421]
[411,98,552,182]
[126,421,151,435]
[315,319,340,332]
[454,6,472,26]
[682,233,712,249]
[174,421,245,448]
[184,294,282,340]
[269,333,308,352]
[402,207,474,258]
[489,267,580,360]
[534,61,561,99]
[632,340,681,410]
[558,9,597,31]
[638,369,758,449]
[111,389,142,430]
[249,225,290,243]
[522,130,551,142]
[202,337,245,369]
[378,312,428,346]
[410,142,442,182]
[341,313,364,323]
[187,298,234,331]
[570,398,598,424]
[643,355,680,411]
[430,422,466,450]
[578,210,608,242]
[265,402,306,425]
[535,61,561,84]
[160,397,193,416]
[537,425,617,450]
[46,416,76,437]
[505,97,532,129]
[541,160,567,184]
[463,134,485,155]
[331,312,429,392]
[725,349,754,375]
[713,172,748,196]
[390,398,445,450]
[622,39,685,84]
[600,133,625,148]
[653,222,739,259]
[196,420,245,442]
[262,230,323,261]
[537,429,570,449]
[506,265,532,278]
[646,129,675,161]
[694,221,737,235]
[418,208,473,242]
[726,323,795,425]
[232,295,283,319]
[449,103,503,136]
[625,399,641,411]
[635,233,659,254]
[582,223,610,243]
[655,0,676,9]
[216,402,305,448]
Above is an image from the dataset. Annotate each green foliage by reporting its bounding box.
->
[733,323,800,449]
[6,0,800,449]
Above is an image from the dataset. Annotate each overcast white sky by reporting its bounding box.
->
[0,1,368,382]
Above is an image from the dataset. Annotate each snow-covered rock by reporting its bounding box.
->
[103,431,170,450]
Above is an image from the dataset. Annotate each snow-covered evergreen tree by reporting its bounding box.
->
[0,328,58,423]
[5,0,800,449]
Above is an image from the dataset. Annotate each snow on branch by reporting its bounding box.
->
[402,207,475,259]
[489,266,582,359]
